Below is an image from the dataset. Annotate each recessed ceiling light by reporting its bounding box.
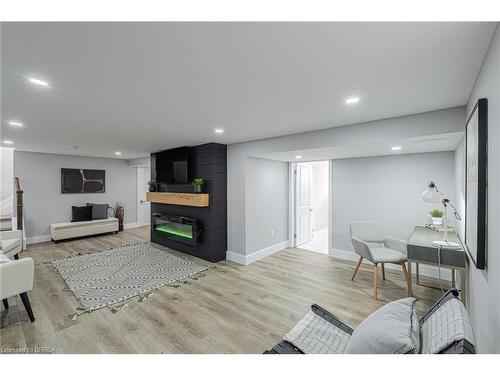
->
[115,151,122,156]
[391,146,402,151]
[28,77,49,87]
[8,121,23,127]
[345,97,360,104]
[3,140,14,145]
[214,128,224,134]
[295,155,303,159]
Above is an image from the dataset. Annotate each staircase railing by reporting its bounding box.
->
[15,177,23,231]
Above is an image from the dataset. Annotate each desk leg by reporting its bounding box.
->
[407,261,413,297]
[461,269,466,306]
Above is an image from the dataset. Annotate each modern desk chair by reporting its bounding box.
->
[350,223,409,299]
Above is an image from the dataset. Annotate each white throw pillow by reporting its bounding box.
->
[345,298,420,354]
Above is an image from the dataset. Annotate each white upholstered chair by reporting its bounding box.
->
[350,223,409,299]
[0,256,35,321]
[0,229,23,259]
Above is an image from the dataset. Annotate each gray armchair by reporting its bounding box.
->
[350,223,409,299]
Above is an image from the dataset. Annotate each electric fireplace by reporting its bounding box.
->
[152,214,202,246]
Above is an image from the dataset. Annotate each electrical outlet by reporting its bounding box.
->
[270,229,275,238]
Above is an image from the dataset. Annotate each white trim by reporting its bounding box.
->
[124,222,146,229]
[327,160,333,257]
[330,248,452,281]
[288,163,296,248]
[226,240,288,265]
[225,251,247,265]
[135,166,151,227]
[26,234,51,244]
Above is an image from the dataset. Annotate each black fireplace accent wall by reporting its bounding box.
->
[150,143,227,262]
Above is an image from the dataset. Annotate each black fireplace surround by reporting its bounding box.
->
[150,143,227,262]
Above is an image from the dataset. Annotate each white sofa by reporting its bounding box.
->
[0,229,23,259]
[50,217,119,242]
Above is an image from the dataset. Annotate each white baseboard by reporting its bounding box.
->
[225,251,247,265]
[124,222,146,229]
[330,248,452,281]
[26,234,51,244]
[226,240,288,265]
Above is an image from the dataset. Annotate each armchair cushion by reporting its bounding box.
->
[351,236,373,260]
[0,229,23,241]
[0,239,21,254]
[370,245,407,264]
[0,257,34,299]
[345,298,420,354]
[385,236,408,254]
[0,230,23,258]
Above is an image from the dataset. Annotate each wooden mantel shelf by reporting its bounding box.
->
[146,192,209,207]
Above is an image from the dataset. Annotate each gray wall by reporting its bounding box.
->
[14,151,138,239]
[245,157,289,254]
[458,24,500,354]
[332,152,456,252]
[228,107,465,257]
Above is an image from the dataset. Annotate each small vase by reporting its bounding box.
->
[193,185,202,193]
[432,217,443,226]
[149,185,156,192]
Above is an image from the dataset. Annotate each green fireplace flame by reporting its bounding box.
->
[156,223,193,239]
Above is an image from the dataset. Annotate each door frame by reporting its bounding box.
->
[289,160,333,256]
[136,166,151,227]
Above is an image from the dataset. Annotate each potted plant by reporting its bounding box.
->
[429,208,444,226]
[147,180,157,192]
[192,178,205,193]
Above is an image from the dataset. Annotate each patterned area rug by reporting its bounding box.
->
[52,243,212,314]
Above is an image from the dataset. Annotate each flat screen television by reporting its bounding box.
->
[155,146,189,184]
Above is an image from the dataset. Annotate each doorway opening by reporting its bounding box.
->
[291,160,330,254]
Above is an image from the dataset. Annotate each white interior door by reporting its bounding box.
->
[296,163,314,246]
[137,167,150,226]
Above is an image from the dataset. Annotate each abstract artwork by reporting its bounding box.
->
[61,168,105,193]
[465,98,487,270]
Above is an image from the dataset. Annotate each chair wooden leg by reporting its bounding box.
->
[20,292,35,322]
[373,264,378,299]
[401,262,409,284]
[381,263,386,281]
[14,254,19,260]
[351,256,363,281]
[2,299,8,309]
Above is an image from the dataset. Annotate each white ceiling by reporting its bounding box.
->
[1,22,496,159]
[260,131,465,162]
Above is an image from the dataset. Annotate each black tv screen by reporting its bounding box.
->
[156,147,189,184]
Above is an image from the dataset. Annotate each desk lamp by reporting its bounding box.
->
[421,181,461,248]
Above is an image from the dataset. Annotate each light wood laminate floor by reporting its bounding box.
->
[1,227,443,354]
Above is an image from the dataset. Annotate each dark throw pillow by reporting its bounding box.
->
[86,203,109,220]
[71,205,92,222]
